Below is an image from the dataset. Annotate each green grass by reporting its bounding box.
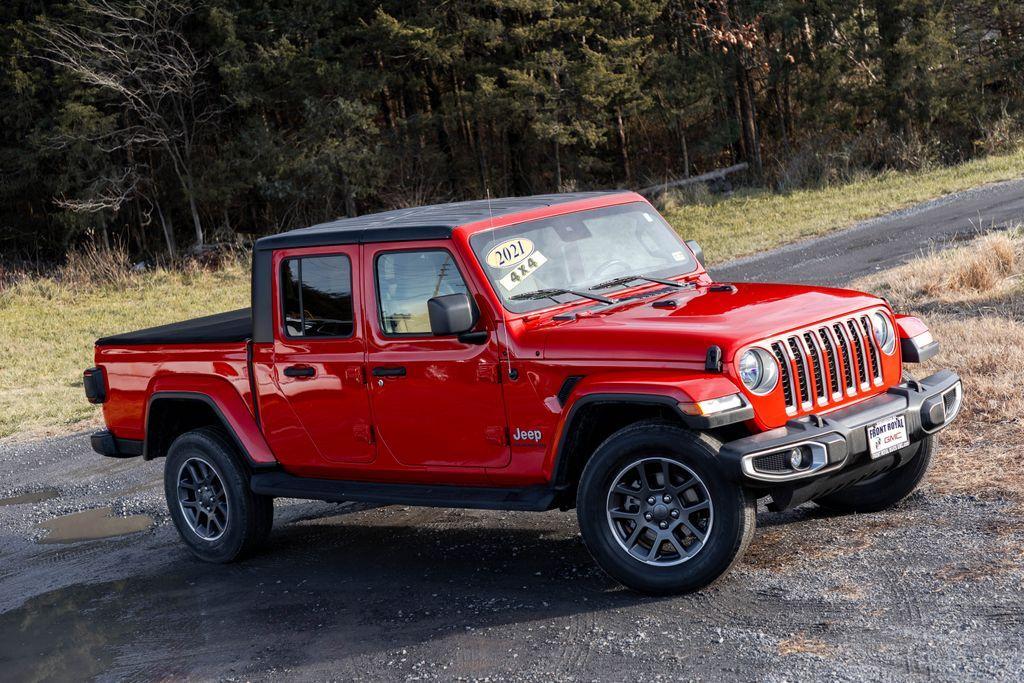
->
[664,149,1024,264]
[2,149,1023,439]
[0,265,249,439]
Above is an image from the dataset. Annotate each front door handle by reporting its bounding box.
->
[283,365,315,378]
[372,366,407,378]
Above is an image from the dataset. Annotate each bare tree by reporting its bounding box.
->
[37,0,221,248]
[53,166,138,214]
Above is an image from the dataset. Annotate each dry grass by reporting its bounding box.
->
[853,229,1024,498]
[0,251,249,439]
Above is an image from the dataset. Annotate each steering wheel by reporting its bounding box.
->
[591,258,633,281]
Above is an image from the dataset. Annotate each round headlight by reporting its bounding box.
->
[871,311,896,354]
[738,348,779,395]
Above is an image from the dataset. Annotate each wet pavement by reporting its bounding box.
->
[1,432,1023,681]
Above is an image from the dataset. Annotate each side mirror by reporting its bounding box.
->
[427,293,480,338]
[685,239,706,269]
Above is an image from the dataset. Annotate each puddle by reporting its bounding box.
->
[0,488,60,507]
[36,507,153,544]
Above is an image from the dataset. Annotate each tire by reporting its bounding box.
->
[813,435,935,514]
[576,421,756,595]
[164,427,274,563]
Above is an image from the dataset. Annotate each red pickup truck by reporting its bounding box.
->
[84,191,961,594]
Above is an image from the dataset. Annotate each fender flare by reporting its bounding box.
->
[144,385,278,468]
[547,373,750,487]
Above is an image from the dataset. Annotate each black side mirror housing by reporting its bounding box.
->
[427,293,481,340]
[685,239,706,268]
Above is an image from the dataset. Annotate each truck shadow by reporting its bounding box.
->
[0,509,706,679]
[0,494,948,680]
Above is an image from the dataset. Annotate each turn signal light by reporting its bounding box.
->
[679,393,745,416]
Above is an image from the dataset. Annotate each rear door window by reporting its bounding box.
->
[280,255,354,337]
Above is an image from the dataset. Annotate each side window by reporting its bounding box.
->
[281,254,354,338]
[376,250,468,335]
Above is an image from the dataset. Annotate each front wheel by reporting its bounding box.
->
[576,421,756,595]
[165,427,274,563]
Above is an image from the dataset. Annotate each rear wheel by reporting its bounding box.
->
[576,421,756,595]
[165,427,274,562]
[813,435,934,514]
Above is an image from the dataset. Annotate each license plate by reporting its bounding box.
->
[866,414,910,458]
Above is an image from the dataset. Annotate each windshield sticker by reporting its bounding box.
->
[672,250,687,261]
[498,251,548,291]
[485,238,535,269]
[643,212,654,222]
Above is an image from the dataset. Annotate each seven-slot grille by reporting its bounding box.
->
[767,312,886,413]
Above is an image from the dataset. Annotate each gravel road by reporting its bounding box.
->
[2,180,1024,681]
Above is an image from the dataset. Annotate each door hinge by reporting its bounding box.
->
[484,425,508,446]
[477,364,501,383]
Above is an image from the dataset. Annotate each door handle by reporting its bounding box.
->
[283,365,315,378]
[372,366,407,378]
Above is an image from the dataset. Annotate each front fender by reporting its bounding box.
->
[546,371,750,484]
[563,371,746,408]
[895,314,940,363]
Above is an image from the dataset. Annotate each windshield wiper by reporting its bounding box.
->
[510,288,615,304]
[589,274,688,291]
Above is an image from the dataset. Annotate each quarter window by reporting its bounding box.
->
[281,255,354,337]
[376,250,468,335]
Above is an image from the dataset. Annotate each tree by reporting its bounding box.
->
[36,0,221,249]
[2,0,1023,260]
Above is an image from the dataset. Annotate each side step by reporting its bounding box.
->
[250,471,558,512]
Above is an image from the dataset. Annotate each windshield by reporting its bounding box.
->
[469,202,697,313]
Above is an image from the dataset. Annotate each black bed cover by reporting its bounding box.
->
[95,308,252,347]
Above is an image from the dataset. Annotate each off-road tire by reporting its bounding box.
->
[164,427,274,562]
[576,420,756,595]
[813,435,935,514]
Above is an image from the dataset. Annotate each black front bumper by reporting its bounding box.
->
[719,370,961,506]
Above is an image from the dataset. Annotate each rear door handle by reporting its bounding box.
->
[283,365,315,378]
[372,366,407,378]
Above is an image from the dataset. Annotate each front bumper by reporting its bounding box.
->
[719,370,961,490]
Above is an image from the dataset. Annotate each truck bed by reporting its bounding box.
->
[95,308,252,346]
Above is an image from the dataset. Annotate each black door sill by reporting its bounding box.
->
[250,471,557,512]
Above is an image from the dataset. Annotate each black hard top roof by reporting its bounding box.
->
[254,191,625,251]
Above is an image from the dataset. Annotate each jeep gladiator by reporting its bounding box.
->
[84,191,962,594]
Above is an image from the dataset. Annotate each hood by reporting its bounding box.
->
[534,282,884,363]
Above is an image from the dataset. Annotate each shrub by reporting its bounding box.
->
[59,243,134,289]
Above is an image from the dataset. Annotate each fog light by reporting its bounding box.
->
[789,447,812,471]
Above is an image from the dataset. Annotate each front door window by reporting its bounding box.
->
[376,250,468,335]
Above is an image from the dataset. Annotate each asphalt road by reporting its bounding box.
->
[2,179,1024,681]
[713,178,1024,285]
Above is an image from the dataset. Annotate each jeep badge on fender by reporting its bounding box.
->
[86,191,962,595]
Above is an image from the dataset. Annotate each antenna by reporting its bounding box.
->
[484,186,514,377]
